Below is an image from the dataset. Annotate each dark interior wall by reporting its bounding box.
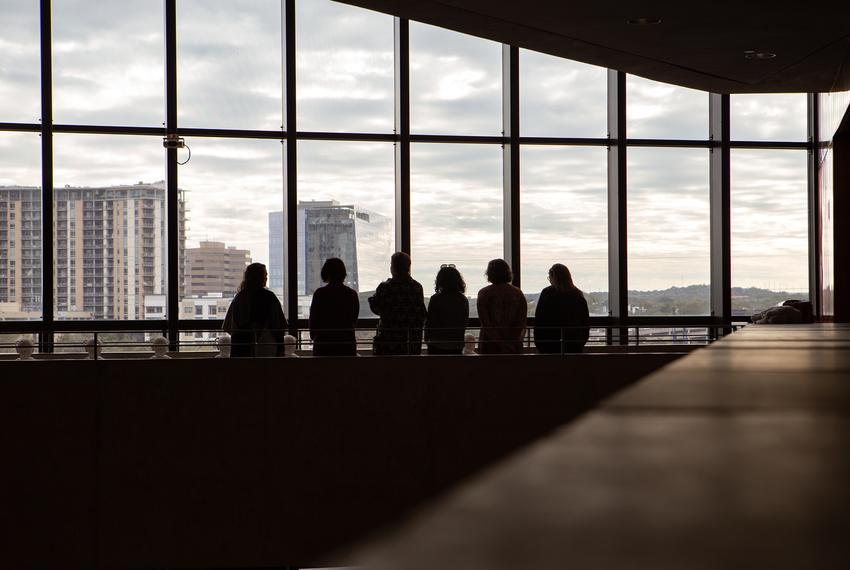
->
[0,353,680,569]
[833,111,850,322]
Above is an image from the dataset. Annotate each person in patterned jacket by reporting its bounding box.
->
[368,252,427,355]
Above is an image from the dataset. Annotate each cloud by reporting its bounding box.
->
[520,50,608,138]
[731,94,808,142]
[627,75,709,139]
[0,1,41,123]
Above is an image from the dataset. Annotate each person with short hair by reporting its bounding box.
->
[309,257,360,356]
[534,263,590,354]
[223,262,287,357]
[476,259,527,354]
[425,265,469,355]
[368,252,427,355]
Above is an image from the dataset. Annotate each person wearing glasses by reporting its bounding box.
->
[309,257,360,356]
[368,252,427,355]
[533,263,590,354]
[476,259,527,354]
[424,264,469,355]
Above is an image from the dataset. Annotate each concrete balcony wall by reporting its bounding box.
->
[0,353,682,569]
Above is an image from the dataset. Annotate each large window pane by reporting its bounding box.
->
[1,133,42,321]
[731,149,808,315]
[411,144,503,311]
[297,0,394,133]
[53,135,166,320]
[179,0,282,130]
[410,23,502,135]
[297,141,395,318]
[627,75,708,139]
[179,138,282,320]
[0,0,40,123]
[731,94,807,141]
[520,50,607,138]
[628,148,710,315]
[520,146,608,316]
[53,0,164,126]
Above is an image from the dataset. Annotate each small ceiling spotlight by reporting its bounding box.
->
[744,50,777,60]
[627,17,663,25]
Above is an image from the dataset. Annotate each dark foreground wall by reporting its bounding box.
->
[0,353,680,569]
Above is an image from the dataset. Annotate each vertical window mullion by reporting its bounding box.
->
[709,93,731,331]
[284,0,298,327]
[165,0,180,349]
[807,92,820,317]
[502,45,520,286]
[39,0,54,352]
[394,17,411,254]
[607,70,627,332]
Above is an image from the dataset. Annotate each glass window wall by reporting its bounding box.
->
[520,146,608,315]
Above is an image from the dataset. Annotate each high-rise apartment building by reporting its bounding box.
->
[184,240,251,298]
[0,186,41,319]
[0,182,185,320]
[268,201,393,297]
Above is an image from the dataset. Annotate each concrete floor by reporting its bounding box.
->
[345,324,850,570]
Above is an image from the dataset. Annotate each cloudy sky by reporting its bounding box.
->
[0,0,813,319]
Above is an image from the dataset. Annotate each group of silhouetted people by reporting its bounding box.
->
[223,252,590,357]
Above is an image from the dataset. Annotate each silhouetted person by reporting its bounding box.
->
[223,263,287,357]
[477,259,527,354]
[425,265,469,355]
[534,263,590,354]
[309,257,360,356]
[368,252,426,355]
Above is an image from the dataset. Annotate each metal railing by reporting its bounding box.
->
[1,323,745,360]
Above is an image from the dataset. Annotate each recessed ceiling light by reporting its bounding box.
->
[744,50,776,60]
[627,17,663,25]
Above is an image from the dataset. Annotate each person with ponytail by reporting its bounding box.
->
[533,263,590,354]
[223,262,288,357]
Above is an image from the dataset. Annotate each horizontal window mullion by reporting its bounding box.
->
[0,122,41,133]
[519,136,610,146]
[729,140,811,150]
[626,138,712,148]
[53,124,167,136]
[410,133,506,144]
